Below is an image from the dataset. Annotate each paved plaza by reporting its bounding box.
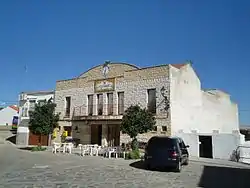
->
[1,143,250,188]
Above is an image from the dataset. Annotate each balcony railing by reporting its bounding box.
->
[118,103,124,115]
[73,104,125,117]
[65,108,70,118]
[107,104,113,115]
[147,103,156,114]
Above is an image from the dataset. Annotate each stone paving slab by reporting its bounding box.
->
[1,144,250,188]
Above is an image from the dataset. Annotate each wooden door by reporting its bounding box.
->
[107,125,120,147]
[91,125,102,145]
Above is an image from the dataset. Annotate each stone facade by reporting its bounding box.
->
[55,62,172,145]
[54,62,240,159]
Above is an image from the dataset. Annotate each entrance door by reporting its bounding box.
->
[107,125,120,147]
[199,136,213,158]
[91,125,102,145]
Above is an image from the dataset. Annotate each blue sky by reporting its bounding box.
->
[0,0,249,125]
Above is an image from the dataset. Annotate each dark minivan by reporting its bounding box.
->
[144,136,189,172]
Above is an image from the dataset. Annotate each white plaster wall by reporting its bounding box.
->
[201,91,239,133]
[27,93,54,101]
[170,64,239,135]
[212,133,241,159]
[170,64,240,159]
[19,93,55,120]
[170,64,202,135]
[0,107,18,126]
[175,132,242,160]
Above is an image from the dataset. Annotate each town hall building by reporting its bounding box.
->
[54,61,242,159]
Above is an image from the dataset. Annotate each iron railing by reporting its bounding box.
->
[147,103,156,114]
[73,104,125,117]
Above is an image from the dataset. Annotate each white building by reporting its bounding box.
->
[54,61,242,159]
[18,91,55,127]
[0,105,19,126]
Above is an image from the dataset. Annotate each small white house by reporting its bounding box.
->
[18,90,55,127]
[0,105,19,126]
[16,90,55,146]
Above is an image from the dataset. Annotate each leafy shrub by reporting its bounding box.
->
[125,149,141,160]
[126,141,147,150]
[31,146,46,152]
[121,105,156,150]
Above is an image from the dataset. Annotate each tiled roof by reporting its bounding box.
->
[9,105,19,112]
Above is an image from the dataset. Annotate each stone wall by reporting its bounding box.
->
[55,63,172,144]
[79,63,138,79]
[71,121,91,145]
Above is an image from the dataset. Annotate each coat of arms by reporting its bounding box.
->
[102,60,110,78]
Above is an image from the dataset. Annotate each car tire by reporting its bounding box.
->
[144,162,151,170]
[175,161,182,172]
[183,158,189,165]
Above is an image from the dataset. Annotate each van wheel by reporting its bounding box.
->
[183,158,189,165]
[175,161,182,172]
[145,163,151,170]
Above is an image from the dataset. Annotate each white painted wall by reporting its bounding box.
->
[170,64,202,134]
[0,107,18,126]
[169,64,240,159]
[170,64,239,135]
[19,92,54,120]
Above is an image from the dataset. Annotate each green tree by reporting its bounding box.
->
[29,99,60,145]
[121,105,156,150]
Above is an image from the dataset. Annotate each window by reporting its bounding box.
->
[97,94,103,115]
[153,126,157,132]
[107,93,113,115]
[147,137,176,151]
[65,97,71,117]
[88,95,93,115]
[22,107,28,117]
[147,89,156,114]
[38,100,46,106]
[178,139,186,149]
[118,92,124,115]
[29,100,36,112]
[162,126,167,132]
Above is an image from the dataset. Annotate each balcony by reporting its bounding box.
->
[64,108,70,118]
[72,104,124,120]
[147,103,156,114]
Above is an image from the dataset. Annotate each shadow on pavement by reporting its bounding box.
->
[10,129,17,134]
[19,147,33,151]
[5,135,16,144]
[129,160,174,172]
[129,160,146,169]
[198,165,250,188]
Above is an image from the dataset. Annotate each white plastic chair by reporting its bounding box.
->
[52,143,61,154]
[65,143,73,154]
[92,145,101,156]
[81,145,90,156]
[116,146,126,158]
[107,147,118,158]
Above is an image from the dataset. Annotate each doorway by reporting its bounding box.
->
[107,125,120,147]
[91,125,102,145]
[199,136,213,158]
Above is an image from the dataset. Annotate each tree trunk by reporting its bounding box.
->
[131,137,139,151]
[38,134,42,147]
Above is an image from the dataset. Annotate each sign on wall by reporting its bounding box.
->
[94,78,115,93]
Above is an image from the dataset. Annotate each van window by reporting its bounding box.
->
[147,137,177,150]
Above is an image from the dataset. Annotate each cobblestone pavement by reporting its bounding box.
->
[1,144,250,188]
